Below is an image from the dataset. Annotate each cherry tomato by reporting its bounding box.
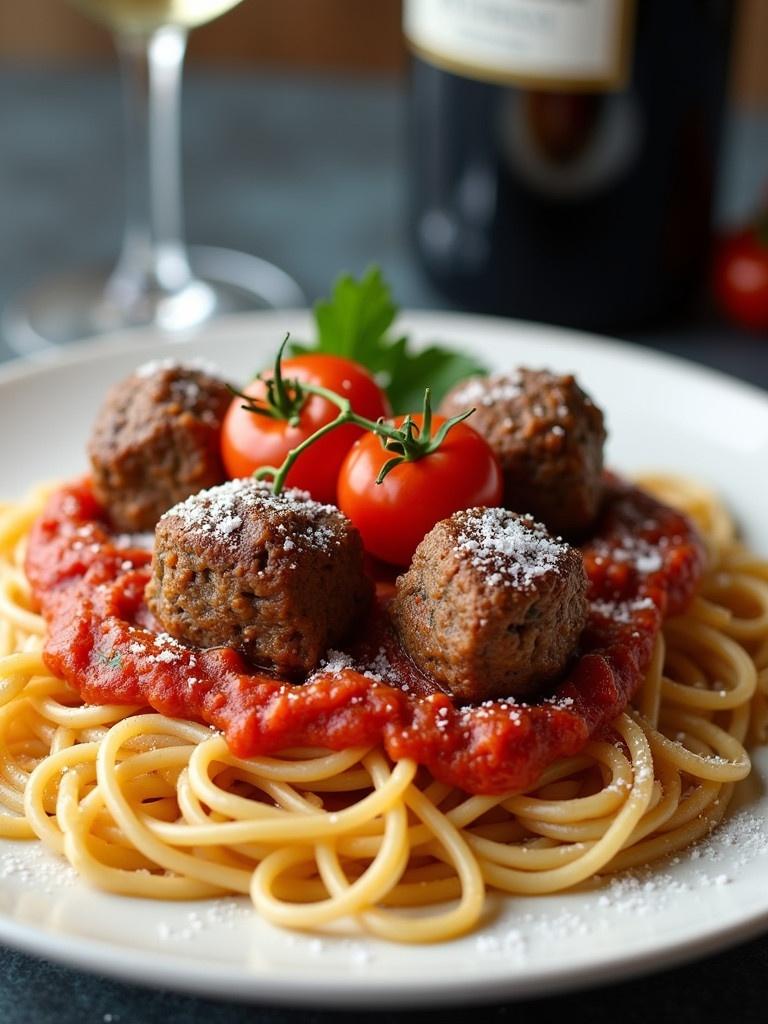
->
[337,414,503,566]
[713,226,768,332]
[221,355,389,504]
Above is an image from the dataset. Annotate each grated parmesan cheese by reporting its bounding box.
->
[454,507,568,589]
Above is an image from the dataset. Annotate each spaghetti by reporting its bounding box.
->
[0,475,766,943]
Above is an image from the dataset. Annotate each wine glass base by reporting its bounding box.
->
[1,246,305,360]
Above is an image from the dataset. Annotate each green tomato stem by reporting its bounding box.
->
[249,346,476,495]
[254,407,350,494]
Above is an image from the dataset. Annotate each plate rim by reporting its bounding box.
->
[2,307,768,414]
[1,881,768,1008]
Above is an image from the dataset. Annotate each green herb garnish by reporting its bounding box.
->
[292,267,486,413]
[96,650,123,670]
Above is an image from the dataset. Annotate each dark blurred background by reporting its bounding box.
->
[1,0,767,356]
[0,0,763,101]
[5,0,412,72]
[1,1,767,348]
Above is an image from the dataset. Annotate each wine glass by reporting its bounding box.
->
[2,0,304,358]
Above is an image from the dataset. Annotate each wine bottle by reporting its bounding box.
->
[404,0,735,330]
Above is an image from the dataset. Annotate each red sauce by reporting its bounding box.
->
[25,477,705,795]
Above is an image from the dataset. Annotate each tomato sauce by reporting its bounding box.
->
[25,477,705,795]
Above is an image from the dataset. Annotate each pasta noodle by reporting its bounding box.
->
[0,475,765,942]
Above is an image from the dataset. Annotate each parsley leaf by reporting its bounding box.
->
[314,267,398,366]
[293,267,486,413]
[96,649,123,670]
[385,345,488,414]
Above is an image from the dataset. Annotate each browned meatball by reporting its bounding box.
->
[88,360,232,532]
[391,506,588,701]
[146,479,373,675]
[440,369,606,535]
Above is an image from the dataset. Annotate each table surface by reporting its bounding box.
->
[1,65,768,1024]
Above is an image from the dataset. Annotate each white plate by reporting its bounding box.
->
[1,311,768,1007]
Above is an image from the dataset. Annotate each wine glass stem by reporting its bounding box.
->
[111,26,192,304]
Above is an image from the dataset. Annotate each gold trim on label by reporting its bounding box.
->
[407,0,636,94]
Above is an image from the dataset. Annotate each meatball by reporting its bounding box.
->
[440,369,606,535]
[391,506,588,701]
[146,479,373,675]
[88,359,232,532]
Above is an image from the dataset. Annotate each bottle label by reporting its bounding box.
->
[403,0,635,91]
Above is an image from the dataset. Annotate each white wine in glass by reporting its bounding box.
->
[73,0,244,32]
[3,0,304,356]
